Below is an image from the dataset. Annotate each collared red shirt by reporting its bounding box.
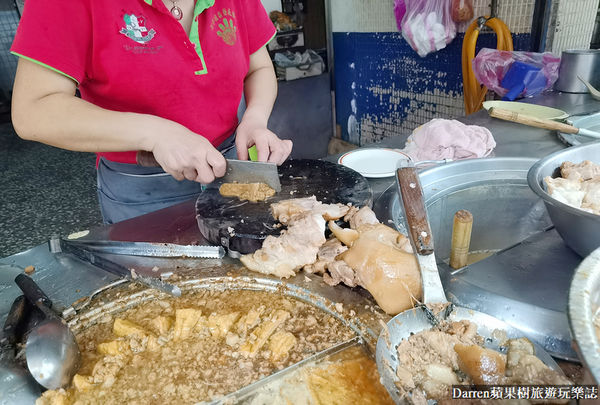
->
[11,0,276,164]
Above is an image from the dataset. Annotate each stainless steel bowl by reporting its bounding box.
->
[528,142,600,257]
[568,247,600,383]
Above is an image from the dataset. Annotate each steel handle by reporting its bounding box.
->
[2,295,29,346]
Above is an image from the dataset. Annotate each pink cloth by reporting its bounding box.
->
[402,119,496,161]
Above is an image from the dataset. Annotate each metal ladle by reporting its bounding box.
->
[375,160,563,403]
[578,75,600,101]
[15,274,81,390]
[0,295,41,404]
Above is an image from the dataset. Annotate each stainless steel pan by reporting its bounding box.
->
[375,161,562,403]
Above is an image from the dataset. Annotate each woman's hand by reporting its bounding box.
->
[144,127,227,183]
[235,117,292,165]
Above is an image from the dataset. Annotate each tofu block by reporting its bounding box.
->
[240,310,290,357]
[97,340,129,356]
[113,318,148,337]
[208,312,241,338]
[150,315,173,335]
[72,374,95,392]
[173,308,203,341]
[269,331,297,361]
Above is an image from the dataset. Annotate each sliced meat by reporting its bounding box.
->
[240,213,326,278]
[560,160,600,181]
[303,238,348,275]
[323,260,359,287]
[270,196,350,224]
[545,176,586,208]
[582,178,600,214]
[345,206,379,230]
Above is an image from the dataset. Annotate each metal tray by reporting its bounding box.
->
[568,248,600,383]
[62,263,391,403]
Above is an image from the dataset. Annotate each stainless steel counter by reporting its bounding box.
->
[1,92,599,360]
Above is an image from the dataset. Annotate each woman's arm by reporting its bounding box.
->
[236,47,292,164]
[11,58,225,183]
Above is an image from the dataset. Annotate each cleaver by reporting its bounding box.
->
[207,159,282,192]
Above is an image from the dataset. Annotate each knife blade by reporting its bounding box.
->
[55,239,225,259]
[53,239,182,297]
[207,159,281,192]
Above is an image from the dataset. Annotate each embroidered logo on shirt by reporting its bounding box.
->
[120,14,156,44]
[210,8,237,46]
[216,18,237,45]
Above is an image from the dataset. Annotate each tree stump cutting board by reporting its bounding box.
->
[196,159,372,255]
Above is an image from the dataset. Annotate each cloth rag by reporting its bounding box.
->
[402,119,496,161]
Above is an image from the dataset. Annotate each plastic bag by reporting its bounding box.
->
[399,0,456,57]
[472,48,561,100]
[394,0,407,31]
[451,0,473,23]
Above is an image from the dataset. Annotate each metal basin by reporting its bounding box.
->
[528,141,600,257]
[568,247,600,383]
[372,157,581,360]
[375,157,551,260]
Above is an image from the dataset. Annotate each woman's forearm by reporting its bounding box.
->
[11,59,173,153]
[241,48,277,126]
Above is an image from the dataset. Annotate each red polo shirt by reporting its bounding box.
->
[11,0,276,164]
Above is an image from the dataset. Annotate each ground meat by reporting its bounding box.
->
[37,290,356,405]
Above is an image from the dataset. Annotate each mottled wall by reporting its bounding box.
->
[331,0,537,145]
[333,32,532,145]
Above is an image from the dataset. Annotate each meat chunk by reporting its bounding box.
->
[303,238,348,275]
[340,223,421,314]
[560,160,600,181]
[270,196,350,224]
[219,183,275,202]
[545,160,600,215]
[241,213,326,278]
[345,205,379,230]
[323,260,359,287]
[545,176,586,208]
[582,178,600,214]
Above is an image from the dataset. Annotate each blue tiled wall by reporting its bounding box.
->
[333,32,532,144]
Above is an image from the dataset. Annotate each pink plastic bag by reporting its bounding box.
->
[399,0,456,57]
[472,48,561,99]
[394,0,407,31]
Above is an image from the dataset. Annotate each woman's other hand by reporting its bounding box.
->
[235,119,292,165]
[239,46,292,165]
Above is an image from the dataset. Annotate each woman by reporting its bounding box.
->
[10,0,292,223]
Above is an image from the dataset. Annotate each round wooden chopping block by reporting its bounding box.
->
[196,159,372,255]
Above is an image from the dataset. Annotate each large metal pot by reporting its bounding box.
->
[554,49,600,93]
[528,142,600,257]
[375,157,551,260]
[568,247,600,383]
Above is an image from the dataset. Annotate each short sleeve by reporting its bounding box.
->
[241,0,276,55]
[11,0,92,84]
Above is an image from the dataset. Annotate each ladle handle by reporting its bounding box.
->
[396,165,434,254]
[2,295,28,347]
[15,274,53,310]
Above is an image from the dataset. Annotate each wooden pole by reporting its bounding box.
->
[450,210,473,269]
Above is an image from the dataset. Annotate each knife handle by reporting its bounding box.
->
[396,165,434,255]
